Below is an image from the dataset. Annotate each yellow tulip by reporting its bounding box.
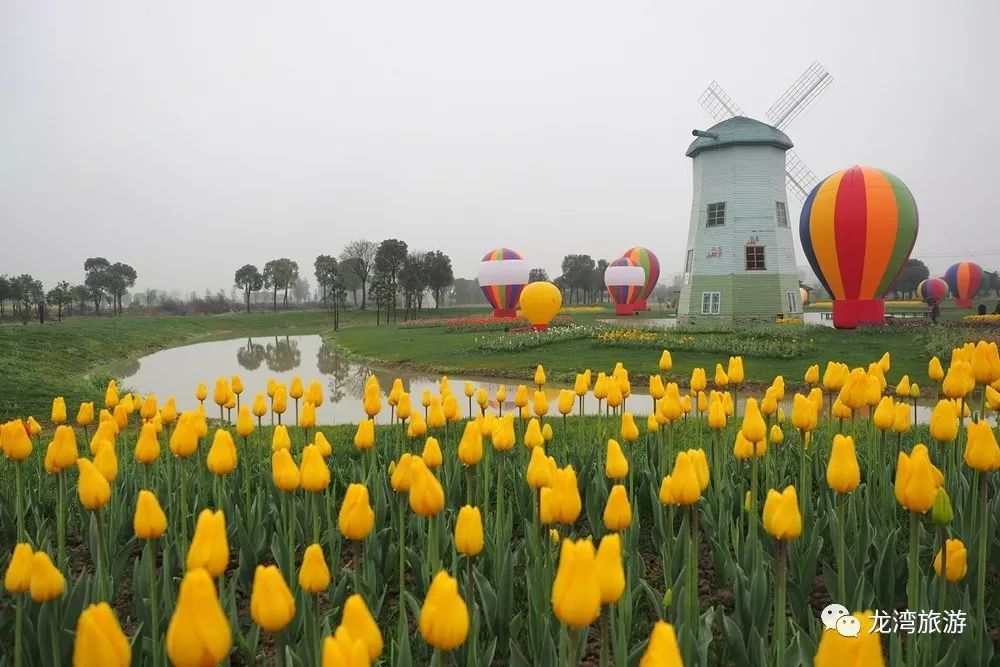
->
[134,489,167,540]
[620,412,639,442]
[427,397,446,429]
[271,448,300,492]
[457,422,483,466]
[524,418,544,448]
[420,571,469,651]
[160,397,177,425]
[708,397,727,430]
[873,396,895,431]
[534,364,546,387]
[827,435,860,494]
[443,394,460,422]
[307,380,324,407]
[341,593,383,661]
[76,458,111,510]
[639,621,684,667]
[595,533,625,605]
[933,538,968,582]
[603,484,632,532]
[5,543,33,593]
[929,400,959,443]
[687,448,710,491]
[391,453,415,493]
[48,396,66,425]
[550,465,582,524]
[29,551,65,602]
[73,401,94,428]
[986,385,1000,411]
[894,444,943,513]
[289,376,304,400]
[195,382,208,403]
[814,609,885,666]
[740,398,767,443]
[942,361,975,399]
[803,364,819,385]
[422,436,443,470]
[895,375,911,398]
[454,505,484,557]
[670,451,701,505]
[169,416,198,458]
[322,626,370,666]
[46,425,78,472]
[513,384,529,408]
[272,386,288,416]
[206,429,237,476]
[166,568,231,667]
[733,431,754,460]
[892,403,911,434]
[250,564,295,632]
[532,390,549,418]
[73,602,132,667]
[769,424,784,445]
[187,509,228,577]
[408,460,445,518]
[1,419,33,461]
[396,392,412,421]
[407,413,427,439]
[657,350,672,371]
[964,419,1000,472]
[832,399,852,421]
[526,446,554,489]
[131,422,160,465]
[300,444,330,492]
[496,385,508,403]
[551,539,601,628]
[234,406,254,438]
[646,413,660,434]
[271,424,291,452]
[312,431,331,458]
[491,414,515,451]
[105,381,120,409]
[92,440,118,482]
[299,543,331,593]
[252,393,268,418]
[354,418,375,450]
[299,401,317,429]
[340,484,375,539]
[762,486,802,540]
[690,367,707,394]
[605,439,629,480]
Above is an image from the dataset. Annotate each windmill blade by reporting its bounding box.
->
[698,81,746,122]
[785,150,820,202]
[766,61,833,130]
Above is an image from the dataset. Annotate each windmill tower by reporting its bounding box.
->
[677,62,832,322]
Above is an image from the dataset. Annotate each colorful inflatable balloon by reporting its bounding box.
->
[800,287,810,308]
[519,281,562,330]
[799,165,918,329]
[943,262,982,308]
[478,248,529,318]
[605,257,645,316]
[916,278,949,307]
[621,247,660,311]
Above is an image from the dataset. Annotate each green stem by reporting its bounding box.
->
[15,594,23,667]
[836,493,846,604]
[977,472,988,636]
[398,497,406,625]
[798,430,808,522]
[495,451,506,550]
[938,526,948,614]
[750,456,759,571]
[312,492,320,544]
[15,463,24,542]
[774,541,787,667]
[50,597,62,667]
[599,607,609,667]
[57,471,66,570]
[149,539,160,667]
[688,505,699,662]
[907,511,919,667]
[179,459,189,562]
[95,508,107,601]
[353,539,361,593]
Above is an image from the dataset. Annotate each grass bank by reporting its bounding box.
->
[0,310,338,418]
[330,319,996,389]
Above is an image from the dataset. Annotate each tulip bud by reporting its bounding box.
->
[640,621,683,666]
[251,565,295,632]
[290,376,304,400]
[340,484,375,540]
[420,571,470,650]
[186,509,228,577]
[166,569,230,667]
[931,487,953,526]
[762,486,802,540]
[605,439,629,480]
[206,429,238,477]
[894,444,943,513]
[271,448,300,492]
[300,444,330,492]
[813,610,884,665]
[826,435,860,494]
[534,365,546,387]
[595,533,625,604]
[252,393,268,418]
[422,436,443,470]
[74,602,131,667]
[29,551,65,602]
[455,505,484,557]
[4,543,33,593]
[1,419,33,461]
[408,459,446,518]
[964,419,1000,472]
[134,489,168,540]
[603,484,632,532]
[933,538,968,582]
[551,539,601,628]
[299,543,331,593]
[76,458,111,510]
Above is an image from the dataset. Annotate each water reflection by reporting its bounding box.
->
[264,336,301,372]
[236,338,265,370]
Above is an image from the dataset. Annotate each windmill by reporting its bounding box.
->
[676,62,832,322]
[698,61,833,201]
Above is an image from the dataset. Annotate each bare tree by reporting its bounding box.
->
[339,239,377,310]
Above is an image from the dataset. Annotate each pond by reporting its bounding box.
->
[116,335,656,425]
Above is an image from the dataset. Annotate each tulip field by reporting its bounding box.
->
[2,342,1000,666]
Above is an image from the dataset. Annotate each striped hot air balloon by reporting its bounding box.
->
[621,247,660,311]
[800,286,810,307]
[605,257,646,316]
[943,262,982,308]
[916,278,949,307]
[799,165,919,329]
[478,248,529,318]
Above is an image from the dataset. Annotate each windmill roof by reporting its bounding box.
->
[686,116,793,158]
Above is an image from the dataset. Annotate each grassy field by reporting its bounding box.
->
[329,318,989,390]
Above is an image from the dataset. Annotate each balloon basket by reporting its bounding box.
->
[634,298,648,311]
[492,308,518,318]
[832,299,884,329]
[532,324,548,331]
[614,303,637,316]
[954,299,973,308]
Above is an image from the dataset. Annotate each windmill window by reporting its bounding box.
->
[745,245,766,271]
[786,291,798,313]
[701,291,721,315]
[684,249,694,273]
[776,201,788,227]
[706,202,726,227]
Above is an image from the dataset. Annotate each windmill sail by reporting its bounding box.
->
[765,61,833,130]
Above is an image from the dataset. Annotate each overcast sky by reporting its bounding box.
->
[3,1,998,295]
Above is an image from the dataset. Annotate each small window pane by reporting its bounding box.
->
[707,202,726,227]
[745,245,766,271]
[776,201,788,227]
[685,249,694,273]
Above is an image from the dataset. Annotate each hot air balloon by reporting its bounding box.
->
[621,247,660,311]
[799,165,918,329]
[943,262,982,308]
[478,248,529,318]
[604,257,645,316]
[916,278,948,307]
[519,281,562,330]
[800,287,810,308]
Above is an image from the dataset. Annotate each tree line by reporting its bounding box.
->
[0,258,138,324]
[232,239,455,324]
